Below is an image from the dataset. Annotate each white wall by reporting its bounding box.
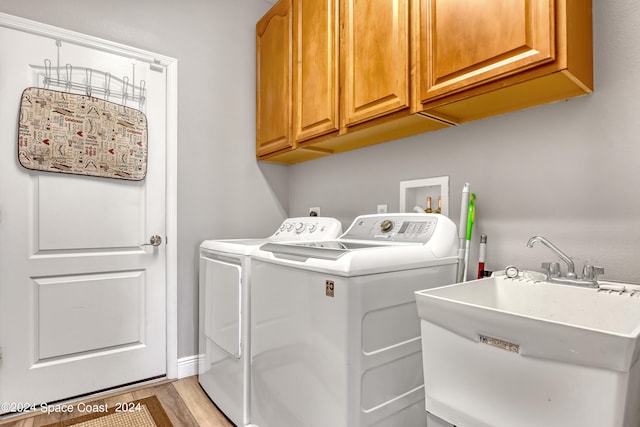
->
[288,0,640,283]
[0,0,289,359]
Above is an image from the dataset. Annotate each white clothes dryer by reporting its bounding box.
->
[249,213,459,427]
[198,217,342,427]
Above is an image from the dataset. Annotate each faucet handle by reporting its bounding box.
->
[583,264,604,281]
[541,261,561,278]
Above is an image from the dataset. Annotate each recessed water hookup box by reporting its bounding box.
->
[400,176,449,216]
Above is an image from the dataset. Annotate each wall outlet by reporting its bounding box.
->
[377,204,388,214]
[309,207,321,217]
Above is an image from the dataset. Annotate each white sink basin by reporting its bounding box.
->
[416,275,640,371]
[415,274,640,427]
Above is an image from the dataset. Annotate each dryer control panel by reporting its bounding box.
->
[342,213,441,243]
[270,217,343,241]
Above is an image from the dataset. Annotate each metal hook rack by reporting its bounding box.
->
[35,55,146,108]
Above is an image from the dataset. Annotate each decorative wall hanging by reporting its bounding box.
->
[18,87,148,181]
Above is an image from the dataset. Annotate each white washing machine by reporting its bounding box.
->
[249,213,459,427]
[198,217,342,427]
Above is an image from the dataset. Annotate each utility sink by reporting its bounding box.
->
[415,274,640,427]
[416,274,640,371]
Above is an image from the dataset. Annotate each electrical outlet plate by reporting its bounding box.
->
[309,207,321,217]
[377,204,388,214]
[399,176,449,216]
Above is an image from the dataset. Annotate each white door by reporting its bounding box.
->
[0,23,168,407]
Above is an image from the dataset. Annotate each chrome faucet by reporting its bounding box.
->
[526,236,604,287]
[526,236,576,278]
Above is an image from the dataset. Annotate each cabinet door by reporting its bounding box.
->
[256,0,293,157]
[293,0,339,143]
[417,0,554,105]
[342,0,410,127]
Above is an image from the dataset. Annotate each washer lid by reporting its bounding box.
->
[259,240,413,260]
[260,242,347,260]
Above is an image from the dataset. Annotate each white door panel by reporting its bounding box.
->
[0,21,167,406]
[36,271,145,361]
[37,175,145,251]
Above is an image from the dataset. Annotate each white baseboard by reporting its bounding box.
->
[177,354,202,379]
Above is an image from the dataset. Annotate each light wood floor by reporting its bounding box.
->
[0,376,234,427]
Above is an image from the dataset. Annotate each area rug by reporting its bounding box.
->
[42,396,172,427]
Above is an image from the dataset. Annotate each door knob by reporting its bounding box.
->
[141,235,163,247]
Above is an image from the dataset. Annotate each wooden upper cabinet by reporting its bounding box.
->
[417,0,554,103]
[293,0,339,143]
[341,0,410,127]
[414,0,592,123]
[256,0,293,158]
[256,0,592,164]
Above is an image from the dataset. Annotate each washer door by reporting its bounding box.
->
[203,257,241,358]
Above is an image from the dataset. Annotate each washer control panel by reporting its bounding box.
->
[271,217,343,241]
[343,214,440,243]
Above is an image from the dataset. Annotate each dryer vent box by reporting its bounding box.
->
[400,176,449,216]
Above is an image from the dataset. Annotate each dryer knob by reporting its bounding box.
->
[308,223,317,232]
[295,222,306,234]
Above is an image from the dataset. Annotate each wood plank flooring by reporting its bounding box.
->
[0,376,234,427]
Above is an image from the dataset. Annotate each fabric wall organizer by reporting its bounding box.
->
[18,87,148,181]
